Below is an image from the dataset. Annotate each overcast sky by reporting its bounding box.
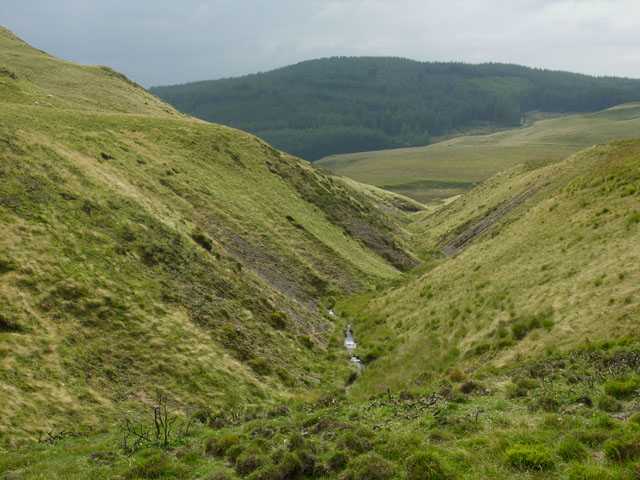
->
[3,0,640,87]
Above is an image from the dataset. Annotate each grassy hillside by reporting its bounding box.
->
[0,26,418,445]
[150,57,640,160]
[3,141,640,480]
[318,104,640,202]
[4,26,640,480]
[339,138,640,396]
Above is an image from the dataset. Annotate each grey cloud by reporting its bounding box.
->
[3,0,639,87]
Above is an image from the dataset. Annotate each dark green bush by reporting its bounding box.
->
[328,450,349,471]
[337,428,373,454]
[206,433,242,457]
[535,393,560,412]
[248,358,273,376]
[505,444,554,471]
[406,451,450,480]
[287,432,306,451]
[191,228,213,251]
[629,413,640,426]
[361,347,384,363]
[275,452,303,479]
[268,311,287,329]
[236,453,267,476]
[511,321,529,340]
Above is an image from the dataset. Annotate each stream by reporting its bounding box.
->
[329,309,363,373]
[344,323,363,372]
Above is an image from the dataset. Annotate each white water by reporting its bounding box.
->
[344,324,362,371]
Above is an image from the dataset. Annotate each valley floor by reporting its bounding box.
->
[4,340,640,479]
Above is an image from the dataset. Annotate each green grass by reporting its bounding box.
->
[0,26,416,445]
[336,139,640,397]
[2,25,640,480]
[318,103,640,202]
[4,341,640,479]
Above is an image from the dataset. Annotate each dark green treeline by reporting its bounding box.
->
[151,57,640,160]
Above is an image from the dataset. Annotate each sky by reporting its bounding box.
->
[3,0,640,87]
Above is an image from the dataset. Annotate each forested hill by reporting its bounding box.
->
[150,57,640,160]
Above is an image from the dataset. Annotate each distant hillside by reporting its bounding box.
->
[340,138,640,396]
[151,57,640,160]
[0,27,416,443]
[318,103,640,202]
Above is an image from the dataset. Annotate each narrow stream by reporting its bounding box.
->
[344,324,362,372]
[329,309,363,375]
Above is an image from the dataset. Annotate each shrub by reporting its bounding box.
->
[505,444,554,471]
[343,452,396,480]
[206,472,234,480]
[576,429,609,447]
[275,452,303,479]
[535,393,560,412]
[287,432,306,451]
[448,368,464,383]
[597,394,622,412]
[236,454,267,476]
[406,451,450,480]
[511,321,529,340]
[328,450,349,471]
[248,358,273,376]
[125,448,182,479]
[557,437,587,461]
[603,434,640,461]
[337,428,372,454]
[191,228,213,251]
[361,347,384,363]
[268,311,287,329]
[628,413,640,426]
[507,377,536,398]
[460,381,479,394]
[206,471,234,480]
[604,377,640,399]
[206,433,242,457]
[298,335,315,349]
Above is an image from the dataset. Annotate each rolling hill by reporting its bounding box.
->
[2,27,640,480]
[340,138,640,395]
[318,104,640,202]
[0,26,416,445]
[150,57,640,160]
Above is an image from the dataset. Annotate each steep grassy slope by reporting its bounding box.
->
[0,27,416,445]
[3,141,640,480]
[339,139,640,397]
[318,104,640,202]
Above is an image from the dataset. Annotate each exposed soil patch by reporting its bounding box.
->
[440,185,543,256]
